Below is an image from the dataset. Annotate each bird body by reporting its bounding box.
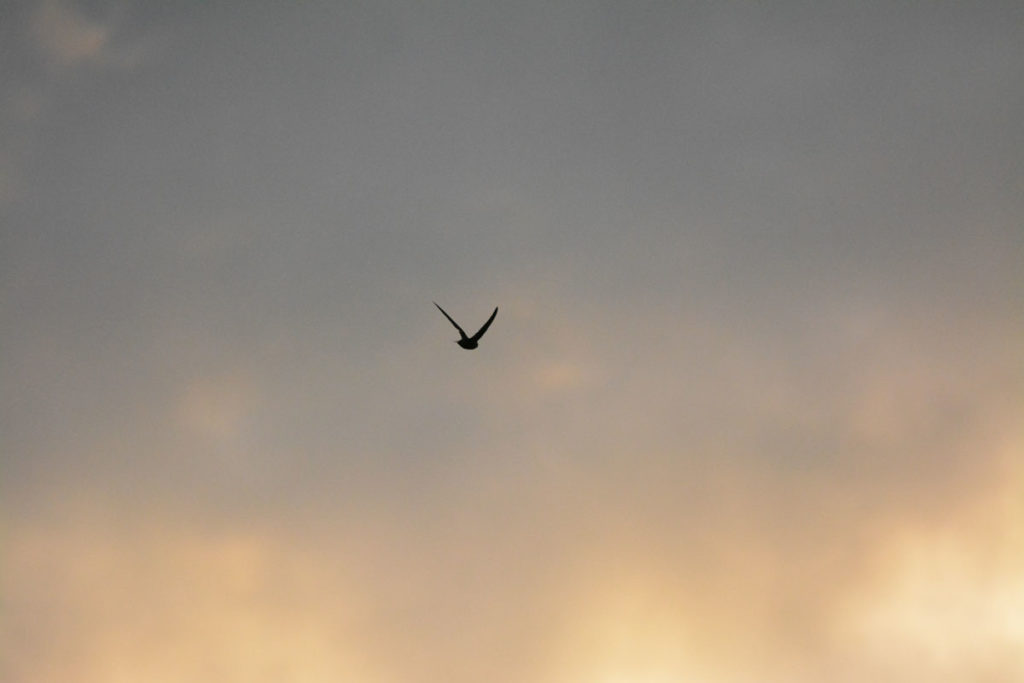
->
[434,302,498,350]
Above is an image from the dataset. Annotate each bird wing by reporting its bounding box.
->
[470,307,498,342]
[434,302,468,338]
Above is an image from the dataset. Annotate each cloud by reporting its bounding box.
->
[31,0,112,67]
[29,0,157,71]
[831,448,1024,682]
[7,436,1019,683]
[1,510,385,683]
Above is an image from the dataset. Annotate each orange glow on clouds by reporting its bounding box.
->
[834,444,1024,681]
[2,515,384,683]
[3,437,1022,683]
[541,564,705,683]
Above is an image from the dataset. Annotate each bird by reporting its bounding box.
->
[434,302,498,350]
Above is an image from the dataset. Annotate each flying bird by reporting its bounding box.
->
[434,302,498,350]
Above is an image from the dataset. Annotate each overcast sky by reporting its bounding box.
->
[2,2,1022,682]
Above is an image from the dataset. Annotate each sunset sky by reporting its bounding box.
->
[2,2,1022,682]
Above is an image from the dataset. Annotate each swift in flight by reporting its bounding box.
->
[434,302,498,350]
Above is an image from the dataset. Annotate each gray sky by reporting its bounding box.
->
[2,2,1023,682]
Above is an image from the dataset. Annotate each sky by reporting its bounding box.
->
[1,1,1022,681]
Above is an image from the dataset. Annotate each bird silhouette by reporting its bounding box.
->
[434,302,498,350]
